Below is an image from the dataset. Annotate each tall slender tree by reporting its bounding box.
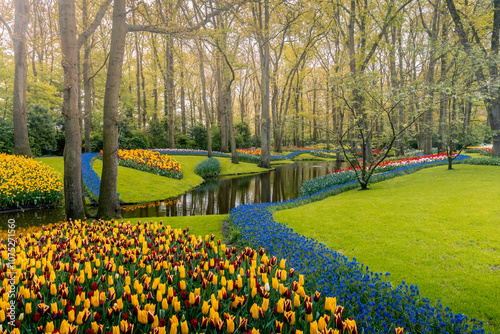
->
[1,0,32,157]
[59,0,84,220]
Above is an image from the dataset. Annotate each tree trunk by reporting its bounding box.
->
[166,34,175,148]
[82,0,93,153]
[12,0,32,157]
[197,40,212,157]
[59,0,84,220]
[180,68,186,135]
[140,49,147,127]
[258,0,271,168]
[97,0,126,219]
[134,29,141,128]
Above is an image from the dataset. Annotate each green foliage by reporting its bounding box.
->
[27,80,63,110]
[235,122,252,148]
[211,124,222,151]
[461,156,500,165]
[118,116,150,149]
[188,124,208,150]
[0,118,14,154]
[90,132,104,152]
[148,118,169,148]
[194,158,221,178]
[27,105,62,156]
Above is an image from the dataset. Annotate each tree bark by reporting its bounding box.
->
[59,0,84,220]
[12,0,32,157]
[257,0,271,168]
[82,0,93,153]
[166,34,175,148]
[97,0,126,219]
[197,40,212,157]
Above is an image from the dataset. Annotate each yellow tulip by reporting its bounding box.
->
[46,321,55,333]
[181,320,189,334]
[318,317,326,331]
[202,301,210,315]
[25,302,32,315]
[310,321,318,334]
[59,320,70,334]
[325,297,336,312]
[227,317,235,333]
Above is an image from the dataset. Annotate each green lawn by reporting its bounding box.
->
[292,153,335,161]
[35,157,64,180]
[274,164,500,330]
[123,214,226,241]
[92,155,270,203]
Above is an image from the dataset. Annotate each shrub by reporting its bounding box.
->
[461,156,500,166]
[194,157,221,178]
[235,122,252,148]
[188,124,208,150]
[0,118,14,154]
[27,104,61,156]
[148,118,169,148]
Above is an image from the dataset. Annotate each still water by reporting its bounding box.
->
[0,160,347,235]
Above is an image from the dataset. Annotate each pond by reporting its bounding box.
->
[0,160,348,235]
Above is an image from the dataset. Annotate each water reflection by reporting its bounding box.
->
[121,160,347,218]
[0,161,348,228]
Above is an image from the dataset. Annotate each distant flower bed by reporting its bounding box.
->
[301,153,452,196]
[3,219,376,334]
[99,149,183,179]
[466,146,492,156]
[237,148,261,155]
[0,153,62,207]
[230,155,482,334]
[152,149,227,156]
[280,147,320,151]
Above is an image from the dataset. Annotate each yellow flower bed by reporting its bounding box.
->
[0,153,62,207]
[100,149,183,179]
[0,219,385,334]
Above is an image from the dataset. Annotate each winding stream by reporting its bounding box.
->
[0,160,347,235]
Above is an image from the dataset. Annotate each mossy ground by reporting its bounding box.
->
[274,164,500,331]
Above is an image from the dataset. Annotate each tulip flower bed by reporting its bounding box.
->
[3,219,374,334]
[237,149,261,156]
[300,153,452,196]
[465,147,492,156]
[229,155,486,334]
[99,149,183,180]
[0,153,62,207]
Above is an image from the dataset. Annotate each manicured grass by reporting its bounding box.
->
[274,164,500,331]
[124,214,227,240]
[93,155,269,203]
[35,157,64,180]
[292,153,335,161]
[217,156,271,175]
